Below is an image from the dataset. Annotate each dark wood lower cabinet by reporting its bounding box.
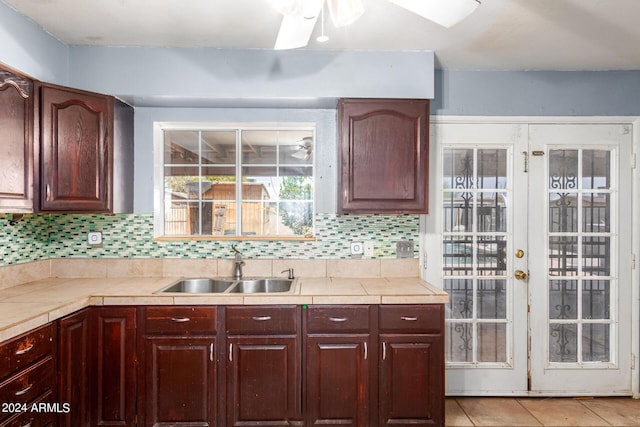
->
[58,307,136,427]
[91,307,137,427]
[54,303,443,427]
[305,335,371,426]
[58,309,91,427]
[225,305,302,427]
[141,337,216,426]
[379,335,444,426]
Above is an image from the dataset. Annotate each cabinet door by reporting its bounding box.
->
[227,336,301,426]
[39,83,113,212]
[91,307,136,427]
[142,337,216,427]
[378,334,444,427]
[58,309,91,427]
[338,98,429,213]
[305,335,371,427]
[0,66,33,212]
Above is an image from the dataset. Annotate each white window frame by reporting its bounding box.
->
[153,121,316,239]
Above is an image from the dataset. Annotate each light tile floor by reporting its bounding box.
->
[446,397,640,427]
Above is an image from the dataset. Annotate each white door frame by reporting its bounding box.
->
[421,115,640,397]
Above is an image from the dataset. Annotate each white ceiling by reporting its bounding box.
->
[4,0,640,70]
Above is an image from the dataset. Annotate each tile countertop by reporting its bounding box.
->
[0,276,448,343]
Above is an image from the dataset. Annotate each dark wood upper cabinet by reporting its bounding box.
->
[0,64,34,212]
[38,83,114,212]
[338,98,429,213]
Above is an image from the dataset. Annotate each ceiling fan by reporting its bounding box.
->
[272,0,480,50]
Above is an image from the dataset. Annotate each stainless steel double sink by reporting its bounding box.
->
[154,278,294,294]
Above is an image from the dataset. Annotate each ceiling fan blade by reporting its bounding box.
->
[274,0,324,50]
[386,0,479,28]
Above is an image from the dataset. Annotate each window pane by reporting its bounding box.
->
[478,279,506,319]
[446,322,473,362]
[583,236,610,276]
[278,201,313,236]
[548,236,578,276]
[549,324,577,363]
[443,149,475,190]
[549,150,579,190]
[201,131,236,165]
[582,150,610,190]
[443,236,473,276]
[478,323,506,363]
[477,193,507,232]
[476,236,506,276]
[582,324,610,362]
[549,280,578,320]
[443,279,473,319]
[549,193,578,233]
[582,280,610,320]
[477,149,507,189]
[165,130,199,165]
[279,131,313,165]
[242,130,278,164]
[582,194,610,232]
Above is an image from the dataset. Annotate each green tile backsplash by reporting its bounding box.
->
[1,213,419,267]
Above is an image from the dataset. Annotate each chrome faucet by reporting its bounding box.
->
[232,245,245,280]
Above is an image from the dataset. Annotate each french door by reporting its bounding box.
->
[424,119,635,395]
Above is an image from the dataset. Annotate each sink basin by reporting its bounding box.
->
[156,278,234,293]
[229,279,293,294]
[155,278,294,294]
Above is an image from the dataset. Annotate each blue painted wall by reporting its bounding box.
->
[0,0,68,84]
[433,69,640,116]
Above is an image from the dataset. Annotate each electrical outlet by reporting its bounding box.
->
[350,242,364,255]
[364,241,374,257]
[88,231,103,246]
[396,240,414,258]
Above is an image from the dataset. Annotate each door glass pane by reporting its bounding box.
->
[582,324,610,362]
[549,324,578,363]
[478,279,506,319]
[549,280,577,320]
[443,279,473,319]
[582,280,610,320]
[546,148,615,366]
[478,323,507,363]
[446,322,473,363]
[442,146,510,366]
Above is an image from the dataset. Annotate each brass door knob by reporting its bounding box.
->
[515,270,528,281]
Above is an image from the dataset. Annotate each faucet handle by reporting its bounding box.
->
[281,268,295,280]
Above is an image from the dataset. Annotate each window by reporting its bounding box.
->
[156,124,314,238]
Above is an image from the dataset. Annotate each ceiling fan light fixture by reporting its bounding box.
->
[327,0,365,27]
[386,0,480,28]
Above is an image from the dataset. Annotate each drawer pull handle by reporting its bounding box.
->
[401,316,418,321]
[171,317,191,323]
[15,344,34,355]
[20,420,34,427]
[252,316,271,321]
[364,342,368,360]
[329,317,347,322]
[15,384,33,396]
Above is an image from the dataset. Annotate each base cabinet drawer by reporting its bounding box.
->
[0,324,55,382]
[0,358,55,409]
[0,391,58,427]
